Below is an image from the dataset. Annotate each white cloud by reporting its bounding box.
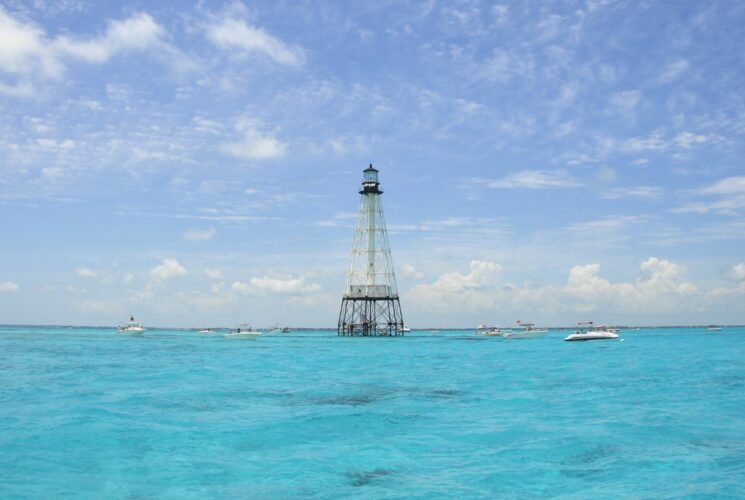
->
[671,176,745,216]
[484,170,583,189]
[0,9,174,96]
[565,258,697,313]
[407,258,698,315]
[624,130,720,154]
[726,263,745,288]
[52,13,165,64]
[232,275,321,295]
[565,215,649,233]
[182,227,217,241]
[408,260,502,308]
[0,280,19,293]
[75,267,99,278]
[206,17,305,66]
[220,119,286,160]
[732,263,745,281]
[656,59,689,84]
[700,176,745,195]
[401,264,425,280]
[72,299,109,313]
[601,186,663,200]
[204,268,223,280]
[150,258,187,281]
[610,90,641,120]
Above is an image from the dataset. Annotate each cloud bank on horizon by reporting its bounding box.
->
[0,1,743,327]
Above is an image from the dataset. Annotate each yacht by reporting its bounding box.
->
[225,324,260,340]
[705,325,723,331]
[116,316,145,335]
[564,322,619,342]
[503,321,548,339]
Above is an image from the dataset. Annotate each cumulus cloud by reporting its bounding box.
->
[401,264,425,280]
[205,17,305,66]
[0,280,19,292]
[484,170,583,189]
[565,258,697,313]
[408,261,503,310]
[730,263,745,283]
[232,275,321,295]
[75,267,99,278]
[0,9,178,96]
[204,268,223,280]
[150,258,187,281]
[182,227,217,241]
[407,258,699,315]
[220,118,286,160]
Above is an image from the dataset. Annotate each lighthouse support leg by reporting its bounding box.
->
[338,297,404,336]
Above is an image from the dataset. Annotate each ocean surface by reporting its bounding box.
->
[1,325,744,499]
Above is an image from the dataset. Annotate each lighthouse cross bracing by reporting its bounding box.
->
[338,165,405,336]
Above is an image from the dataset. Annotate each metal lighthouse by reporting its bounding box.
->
[338,165,405,336]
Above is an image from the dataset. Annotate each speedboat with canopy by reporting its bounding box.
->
[116,315,145,335]
[225,324,261,340]
[564,321,619,341]
[503,321,548,339]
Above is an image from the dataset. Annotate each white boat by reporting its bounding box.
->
[475,324,506,336]
[705,325,722,331]
[269,323,291,333]
[402,326,411,333]
[116,316,145,335]
[225,324,260,340]
[482,327,511,337]
[564,322,619,342]
[503,321,548,339]
[199,328,218,335]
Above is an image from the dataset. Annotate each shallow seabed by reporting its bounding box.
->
[1,326,744,498]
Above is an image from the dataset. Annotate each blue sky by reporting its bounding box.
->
[1,0,744,327]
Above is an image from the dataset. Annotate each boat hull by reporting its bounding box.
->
[225,332,260,340]
[116,328,145,336]
[504,330,548,339]
[564,331,618,341]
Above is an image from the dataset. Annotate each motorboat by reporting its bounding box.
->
[268,323,290,334]
[705,325,723,331]
[225,324,260,340]
[116,316,145,335]
[481,327,511,337]
[199,328,218,335]
[402,326,411,333]
[564,322,619,342]
[503,321,548,339]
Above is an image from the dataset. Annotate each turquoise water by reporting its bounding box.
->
[1,326,744,498]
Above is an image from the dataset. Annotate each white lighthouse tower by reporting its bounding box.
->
[338,164,405,336]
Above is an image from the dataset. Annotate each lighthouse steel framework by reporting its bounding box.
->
[338,165,404,336]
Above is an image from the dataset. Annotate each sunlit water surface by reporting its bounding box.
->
[1,325,744,498]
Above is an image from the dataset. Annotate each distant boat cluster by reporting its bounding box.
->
[116,316,290,340]
[116,315,726,341]
[476,320,624,342]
